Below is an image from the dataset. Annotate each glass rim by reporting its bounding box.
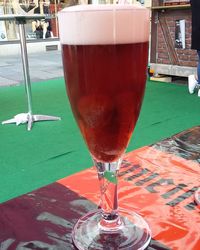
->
[59,4,149,14]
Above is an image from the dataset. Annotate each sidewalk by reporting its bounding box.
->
[0,50,64,87]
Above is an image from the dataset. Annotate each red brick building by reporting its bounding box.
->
[150,0,196,77]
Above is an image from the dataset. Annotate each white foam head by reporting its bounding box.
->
[58,4,150,45]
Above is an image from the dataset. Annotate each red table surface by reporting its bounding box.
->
[1,126,200,250]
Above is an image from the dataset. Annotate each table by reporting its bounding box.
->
[0,15,61,131]
[0,126,200,249]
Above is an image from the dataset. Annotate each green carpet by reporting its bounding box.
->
[0,79,199,203]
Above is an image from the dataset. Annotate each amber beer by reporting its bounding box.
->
[59,5,149,162]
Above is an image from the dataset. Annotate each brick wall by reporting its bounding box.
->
[153,9,198,67]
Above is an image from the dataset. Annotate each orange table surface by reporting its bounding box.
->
[1,126,200,249]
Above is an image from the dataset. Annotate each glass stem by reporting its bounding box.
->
[93,158,123,231]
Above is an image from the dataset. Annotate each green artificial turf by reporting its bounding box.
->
[0,78,199,203]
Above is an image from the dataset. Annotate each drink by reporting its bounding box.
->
[62,42,148,162]
[58,5,151,250]
[59,4,149,162]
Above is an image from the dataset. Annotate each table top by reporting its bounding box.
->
[0,126,200,249]
[0,14,46,21]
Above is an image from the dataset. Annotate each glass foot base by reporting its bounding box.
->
[72,209,151,250]
[194,188,200,205]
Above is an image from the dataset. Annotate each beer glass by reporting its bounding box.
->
[58,3,151,249]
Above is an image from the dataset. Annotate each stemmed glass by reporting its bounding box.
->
[58,3,151,250]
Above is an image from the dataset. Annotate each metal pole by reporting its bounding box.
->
[18,22,33,116]
[1,14,61,130]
